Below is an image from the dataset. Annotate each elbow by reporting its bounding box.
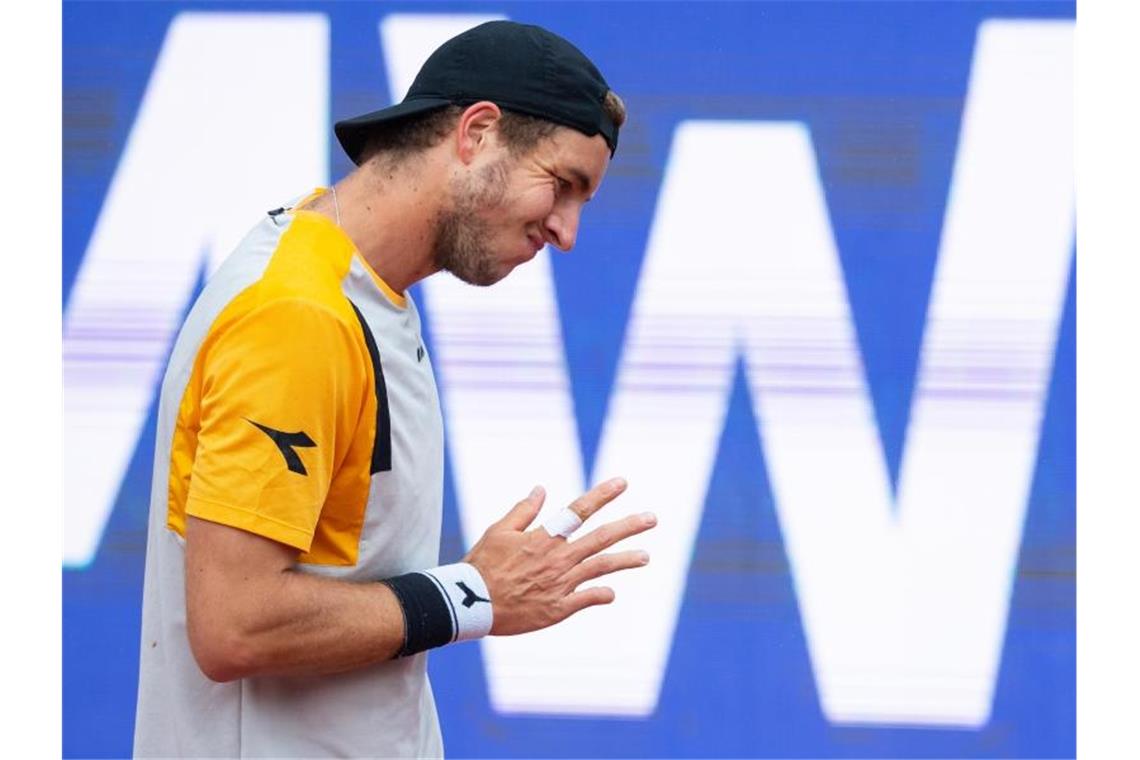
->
[194,646,251,684]
[188,614,259,683]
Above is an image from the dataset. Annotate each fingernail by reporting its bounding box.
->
[530,485,543,498]
[638,551,650,565]
[609,477,627,491]
[642,512,657,526]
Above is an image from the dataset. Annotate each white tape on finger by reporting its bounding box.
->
[542,508,583,539]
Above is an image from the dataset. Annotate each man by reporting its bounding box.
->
[133,20,654,758]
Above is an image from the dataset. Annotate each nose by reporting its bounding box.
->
[543,203,580,252]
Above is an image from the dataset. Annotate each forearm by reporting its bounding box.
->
[191,569,407,682]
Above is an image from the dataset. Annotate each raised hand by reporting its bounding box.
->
[463,477,657,636]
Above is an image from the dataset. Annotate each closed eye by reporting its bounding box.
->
[557,167,595,202]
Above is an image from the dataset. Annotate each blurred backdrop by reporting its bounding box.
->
[63,1,1075,757]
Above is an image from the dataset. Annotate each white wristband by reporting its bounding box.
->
[542,507,583,539]
[418,562,494,642]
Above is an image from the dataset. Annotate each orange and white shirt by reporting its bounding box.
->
[134,190,446,758]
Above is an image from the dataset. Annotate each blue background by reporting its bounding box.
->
[63,1,1075,756]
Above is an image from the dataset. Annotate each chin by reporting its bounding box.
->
[517,246,543,267]
[469,263,515,287]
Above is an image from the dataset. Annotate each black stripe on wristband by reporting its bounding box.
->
[381,573,456,657]
[421,571,460,644]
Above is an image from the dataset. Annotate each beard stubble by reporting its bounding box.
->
[432,159,513,287]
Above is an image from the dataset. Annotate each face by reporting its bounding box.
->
[433,125,611,286]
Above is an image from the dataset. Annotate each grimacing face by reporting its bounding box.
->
[433,124,611,286]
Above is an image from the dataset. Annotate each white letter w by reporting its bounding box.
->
[420,19,1073,727]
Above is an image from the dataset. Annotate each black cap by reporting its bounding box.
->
[334,21,619,165]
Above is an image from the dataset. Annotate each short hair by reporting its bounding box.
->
[358,90,628,166]
[357,106,463,166]
[601,89,627,131]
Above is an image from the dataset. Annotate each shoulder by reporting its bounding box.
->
[254,211,360,327]
[203,294,364,370]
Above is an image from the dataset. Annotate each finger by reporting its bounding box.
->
[567,511,657,562]
[565,477,628,523]
[563,550,649,588]
[495,486,546,531]
[556,586,616,623]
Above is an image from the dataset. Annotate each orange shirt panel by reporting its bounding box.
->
[167,214,379,565]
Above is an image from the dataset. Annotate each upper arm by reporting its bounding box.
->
[180,297,367,677]
[184,515,297,680]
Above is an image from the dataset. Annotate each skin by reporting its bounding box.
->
[186,103,654,683]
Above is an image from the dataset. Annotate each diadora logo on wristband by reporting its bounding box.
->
[456,582,491,608]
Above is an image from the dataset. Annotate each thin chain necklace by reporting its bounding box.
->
[330,184,342,226]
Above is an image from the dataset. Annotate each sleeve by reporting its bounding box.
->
[184,297,368,553]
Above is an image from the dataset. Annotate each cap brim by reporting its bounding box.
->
[334,97,454,165]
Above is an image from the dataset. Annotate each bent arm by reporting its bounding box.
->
[185,477,655,683]
[185,515,406,682]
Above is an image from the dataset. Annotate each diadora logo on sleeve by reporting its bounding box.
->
[247,419,316,476]
[62,11,1072,730]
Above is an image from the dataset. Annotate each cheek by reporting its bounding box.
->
[486,183,557,231]
[517,187,557,221]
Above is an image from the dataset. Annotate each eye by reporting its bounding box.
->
[554,175,572,194]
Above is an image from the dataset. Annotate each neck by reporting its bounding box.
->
[306,155,446,293]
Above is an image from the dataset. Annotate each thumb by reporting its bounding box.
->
[495,485,546,531]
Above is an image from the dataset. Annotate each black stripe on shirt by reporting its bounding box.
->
[348,300,392,474]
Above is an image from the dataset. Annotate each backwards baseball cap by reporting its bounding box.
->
[334,20,620,165]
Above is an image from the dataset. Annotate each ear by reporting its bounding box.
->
[455,101,503,164]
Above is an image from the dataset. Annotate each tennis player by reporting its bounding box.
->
[133,20,653,758]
